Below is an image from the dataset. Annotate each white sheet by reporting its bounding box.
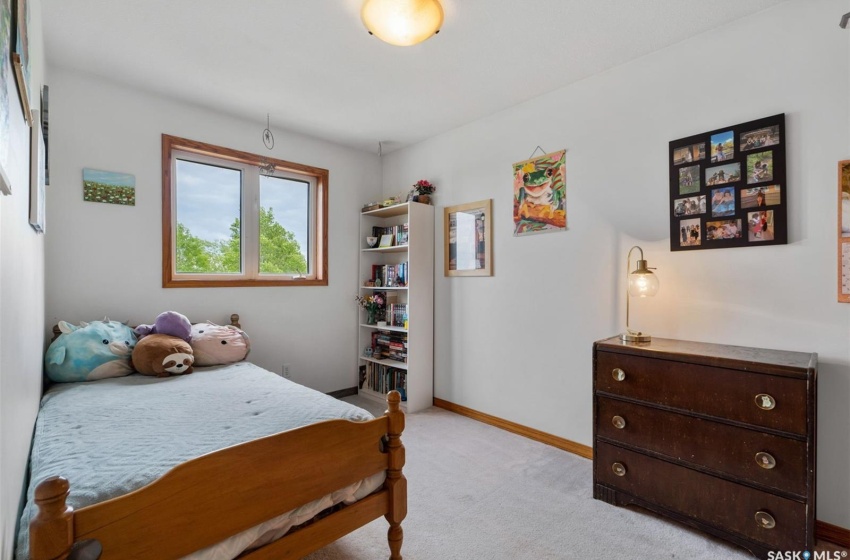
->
[16,362,386,559]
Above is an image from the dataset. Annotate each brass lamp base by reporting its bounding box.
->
[621,331,652,343]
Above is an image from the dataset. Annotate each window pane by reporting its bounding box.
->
[259,176,309,275]
[175,159,242,274]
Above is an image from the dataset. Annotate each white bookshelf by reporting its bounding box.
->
[358,202,434,413]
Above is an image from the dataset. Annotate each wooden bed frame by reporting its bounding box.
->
[32,315,406,560]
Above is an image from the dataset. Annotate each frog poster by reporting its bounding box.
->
[512,150,566,236]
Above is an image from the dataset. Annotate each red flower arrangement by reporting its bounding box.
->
[413,180,435,195]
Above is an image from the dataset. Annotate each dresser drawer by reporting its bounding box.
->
[596,397,808,497]
[595,442,807,551]
[596,351,808,435]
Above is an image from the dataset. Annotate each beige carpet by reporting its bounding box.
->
[303,399,840,560]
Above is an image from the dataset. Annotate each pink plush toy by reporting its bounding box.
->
[190,322,250,366]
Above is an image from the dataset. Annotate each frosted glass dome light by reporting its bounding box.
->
[361,0,444,47]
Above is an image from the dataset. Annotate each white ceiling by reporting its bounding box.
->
[43,0,787,153]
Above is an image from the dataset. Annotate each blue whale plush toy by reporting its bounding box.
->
[45,320,137,383]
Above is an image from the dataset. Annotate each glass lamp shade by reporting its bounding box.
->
[628,267,659,298]
[361,0,444,46]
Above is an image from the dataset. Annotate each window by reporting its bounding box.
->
[162,135,328,287]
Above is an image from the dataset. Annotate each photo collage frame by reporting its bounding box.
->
[669,114,786,251]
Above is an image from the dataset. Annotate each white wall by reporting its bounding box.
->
[45,67,381,395]
[0,0,46,556]
[382,0,850,528]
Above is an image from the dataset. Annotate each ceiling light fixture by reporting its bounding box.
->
[259,114,276,176]
[361,0,444,47]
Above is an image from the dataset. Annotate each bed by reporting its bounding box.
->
[21,316,406,560]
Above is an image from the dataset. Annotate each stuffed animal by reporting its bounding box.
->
[131,334,194,377]
[190,322,251,366]
[45,320,137,383]
[134,311,192,343]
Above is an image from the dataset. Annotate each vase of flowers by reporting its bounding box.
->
[356,293,385,325]
[411,180,435,205]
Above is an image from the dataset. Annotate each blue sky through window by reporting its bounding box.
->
[261,175,309,262]
[175,159,309,261]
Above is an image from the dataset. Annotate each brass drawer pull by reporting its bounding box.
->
[612,368,626,382]
[612,462,627,477]
[612,416,626,429]
[754,511,776,529]
[755,394,776,410]
[755,452,776,470]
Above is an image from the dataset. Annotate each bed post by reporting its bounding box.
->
[30,476,74,560]
[384,391,407,560]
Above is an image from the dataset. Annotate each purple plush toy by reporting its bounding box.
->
[134,311,192,343]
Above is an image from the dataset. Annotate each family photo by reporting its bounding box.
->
[748,210,774,242]
[705,162,740,186]
[741,185,781,208]
[673,195,705,216]
[710,130,734,163]
[706,219,742,240]
[679,165,701,194]
[741,125,780,151]
[710,187,735,217]
[747,151,774,184]
[679,218,701,247]
[673,142,706,165]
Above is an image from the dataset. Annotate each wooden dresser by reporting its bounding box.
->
[593,337,817,558]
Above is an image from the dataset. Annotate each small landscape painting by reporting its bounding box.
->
[83,168,136,206]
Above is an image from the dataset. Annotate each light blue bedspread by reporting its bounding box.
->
[16,363,375,559]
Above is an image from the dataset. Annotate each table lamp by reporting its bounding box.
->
[621,246,659,343]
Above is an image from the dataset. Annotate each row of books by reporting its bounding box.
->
[372,262,408,287]
[373,224,409,246]
[372,330,408,363]
[364,362,407,401]
[386,303,408,328]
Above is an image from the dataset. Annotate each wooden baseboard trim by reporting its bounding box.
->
[432,397,593,460]
[433,398,849,546]
[817,519,850,548]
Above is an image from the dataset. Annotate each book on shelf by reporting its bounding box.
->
[371,223,409,247]
[364,361,407,401]
[386,303,408,328]
[370,261,408,288]
[370,329,408,362]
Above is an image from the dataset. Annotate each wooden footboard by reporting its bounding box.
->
[30,391,406,560]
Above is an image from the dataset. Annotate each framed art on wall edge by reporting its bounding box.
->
[444,199,492,277]
[838,159,850,302]
[29,108,44,232]
[11,0,33,126]
[0,164,10,196]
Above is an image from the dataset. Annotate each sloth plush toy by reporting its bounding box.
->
[131,334,194,377]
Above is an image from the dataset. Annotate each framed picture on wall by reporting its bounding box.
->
[838,160,850,302]
[11,0,33,126]
[41,84,48,184]
[512,150,566,236]
[444,199,492,277]
[1,0,14,194]
[669,114,786,251]
[29,108,44,232]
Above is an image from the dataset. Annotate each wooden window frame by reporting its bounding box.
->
[162,134,328,288]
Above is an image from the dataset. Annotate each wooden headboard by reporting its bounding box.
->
[50,313,241,342]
